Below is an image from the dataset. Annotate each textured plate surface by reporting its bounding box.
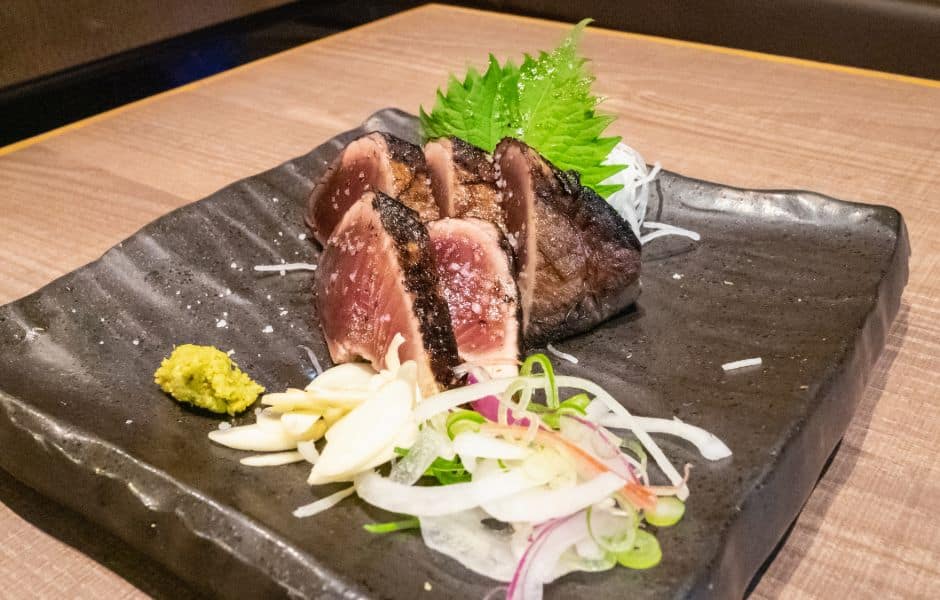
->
[0,110,908,599]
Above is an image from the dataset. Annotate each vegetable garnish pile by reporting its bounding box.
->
[209,339,731,599]
[421,19,700,246]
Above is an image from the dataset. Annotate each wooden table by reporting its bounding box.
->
[1,4,938,598]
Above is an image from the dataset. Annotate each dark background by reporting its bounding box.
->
[1,0,938,146]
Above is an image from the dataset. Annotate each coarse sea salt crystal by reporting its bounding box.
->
[262,325,274,334]
[132,339,140,346]
[216,319,227,328]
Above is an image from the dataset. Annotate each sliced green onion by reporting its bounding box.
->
[541,412,561,429]
[644,497,685,528]
[616,529,662,569]
[559,393,591,413]
[363,517,420,534]
[445,409,486,439]
[520,353,559,409]
[535,392,590,429]
[587,506,638,553]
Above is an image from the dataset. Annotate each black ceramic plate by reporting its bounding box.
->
[0,110,908,599]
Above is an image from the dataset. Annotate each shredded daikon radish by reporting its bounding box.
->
[546,343,579,365]
[602,143,700,245]
[722,357,763,371]
[640,222,701,244]
[254,263,318,272]
[293,485,356,518]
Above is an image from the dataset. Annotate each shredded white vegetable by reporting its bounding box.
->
[721,357,763,371]
[600,415,732,461]
[602,143,700,245]
[292,485,356,518]
[546,343,579,365]
[254,263,318,272]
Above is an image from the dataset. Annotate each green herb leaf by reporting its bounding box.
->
[419,55,518,152]
[425,455,473,485]
[419,19,626,197]
[514,20,624,194]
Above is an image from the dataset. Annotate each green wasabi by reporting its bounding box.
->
[154,344,264,416]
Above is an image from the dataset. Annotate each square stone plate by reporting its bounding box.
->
[0,110,908,598]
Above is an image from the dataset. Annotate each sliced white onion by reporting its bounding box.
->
[354,468,547,517]
[459,452,478,475]
[292,485,355,518]
[481,472,624,524]
[257,407,287,431]
[453,432,532,460]
[420,509,516,583]
[296,440,320,464]
[262,387,368,412]
[208,423,297,452]
[239,451,304,467]
[555,376,688,500]
[305,362,376,391]
[383,333,406,373]
[281,412,322,439]
[308,378,414,483]
[508,511,590,600]
[600,415,732,461]
[584,398,609,422]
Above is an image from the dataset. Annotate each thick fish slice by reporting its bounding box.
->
[427,218,520,377]
[306,132,439,245]
[315,192,459,395]
[494,138,642,347]
[425,137,504,225]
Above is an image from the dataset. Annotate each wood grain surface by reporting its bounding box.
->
[1,4,938,598]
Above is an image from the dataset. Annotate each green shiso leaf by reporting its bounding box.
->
[419,18,626,198]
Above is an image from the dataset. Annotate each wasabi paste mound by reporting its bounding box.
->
[154,344,264,415]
